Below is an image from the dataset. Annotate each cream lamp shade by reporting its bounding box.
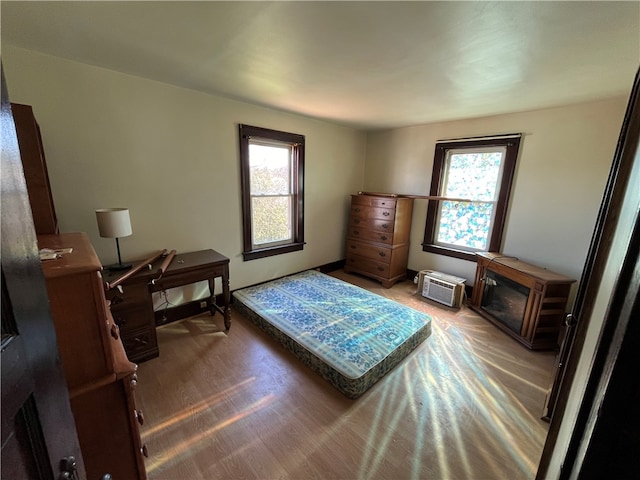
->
[95,208,133,271]
[96,208,132,238]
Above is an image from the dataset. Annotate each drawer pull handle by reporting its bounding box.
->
[141,444,149,458]
[383,211,390,216]
[380,235,387,241]
[353,230,359,235]
[377,267,384,272]
[354,208,360,212]
[134,336,149,346]
[136,410,145,425]
[350,245,357,249]
[354,219,360,224]
[113,315,126,327]
[382,224,389,229]
[110,324,119,340]
[379,252,386,257]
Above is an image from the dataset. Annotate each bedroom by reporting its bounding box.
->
[1,1,638,479]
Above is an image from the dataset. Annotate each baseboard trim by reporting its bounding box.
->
[317,259,345,273]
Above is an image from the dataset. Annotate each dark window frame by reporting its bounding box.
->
[239,124,305,261]
[422,135,521,261]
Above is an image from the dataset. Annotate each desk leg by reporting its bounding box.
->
[222,268,231,331]
[207,277,216,317]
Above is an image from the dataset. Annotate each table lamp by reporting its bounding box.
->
[96,208,133,271]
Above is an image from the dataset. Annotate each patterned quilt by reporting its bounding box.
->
[233,270,432,398]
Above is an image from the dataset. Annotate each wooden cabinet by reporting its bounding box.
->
[344,193,414,288]
[105,278,159,364]
[11,103,58,235]
[470,252,576,350]
[39,232,147,480]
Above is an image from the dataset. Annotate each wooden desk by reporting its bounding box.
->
[104,249,230,363]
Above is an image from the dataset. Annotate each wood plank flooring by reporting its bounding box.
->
[135,270,556,479]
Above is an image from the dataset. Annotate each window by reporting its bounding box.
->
[239,124,305,261]
[422,135,521,261]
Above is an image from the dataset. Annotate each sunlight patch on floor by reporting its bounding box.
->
[141,377,257,439]
[145,393,275,474]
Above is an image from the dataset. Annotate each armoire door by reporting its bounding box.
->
[1,66,86,480]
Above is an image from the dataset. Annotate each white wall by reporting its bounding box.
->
[3,46,367,291]
[3,45,629,306]
[364,98,628,305]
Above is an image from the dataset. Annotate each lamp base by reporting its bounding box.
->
[104,263,133,272]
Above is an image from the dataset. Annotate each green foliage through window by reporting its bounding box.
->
[239,125,305,261]
[423,135,521,261]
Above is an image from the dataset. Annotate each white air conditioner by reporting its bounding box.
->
[417,270,466,308]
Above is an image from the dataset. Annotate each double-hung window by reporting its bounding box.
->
[239,124,305,261]
[422,135,521,261]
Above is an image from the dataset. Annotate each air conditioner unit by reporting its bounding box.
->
[417,270,466,308]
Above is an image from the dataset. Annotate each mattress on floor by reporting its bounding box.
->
[232,270,432,398]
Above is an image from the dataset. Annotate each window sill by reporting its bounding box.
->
[243,242,305,261]
[421,243,478,262]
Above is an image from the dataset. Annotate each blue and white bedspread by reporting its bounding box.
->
[233,270,432,398]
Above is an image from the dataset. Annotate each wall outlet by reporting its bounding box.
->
[200,301,207,308]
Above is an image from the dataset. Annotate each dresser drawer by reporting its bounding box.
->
[347,226,393,245]
[349,216,394,233]
[350,205,396,222]
[351,195,397,209]
[121,327,158,363]
[107,282,150,309]
[111,305,154,331]
[345,254,390,277]
[346,239,392,262]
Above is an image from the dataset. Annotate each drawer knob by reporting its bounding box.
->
[354,219,360,224]
[379,252,386,257]
[350,245,356,249]
[353,230,359,235]
[382,224,389,229]
[383,211,390,216]
[136,409,145,425]
[354,208,361,212]
[377,267,384,272]
[110,324,119,340]
[380,235,387,241]
[134,336,149,346]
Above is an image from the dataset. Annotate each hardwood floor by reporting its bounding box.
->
[135,270,556,479]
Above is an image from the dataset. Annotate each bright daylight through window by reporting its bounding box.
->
[239,124,305,261]
[423,135,521,261]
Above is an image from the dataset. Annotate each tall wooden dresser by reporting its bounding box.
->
[39,232,147,480]
[344,193,414,288]
[11,103,58,235]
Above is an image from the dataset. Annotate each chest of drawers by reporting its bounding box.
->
[39,232,147,480]
[105,277,158,364]
[344,193,414,287]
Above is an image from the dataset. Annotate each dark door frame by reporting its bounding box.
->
[537,67,640,478]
